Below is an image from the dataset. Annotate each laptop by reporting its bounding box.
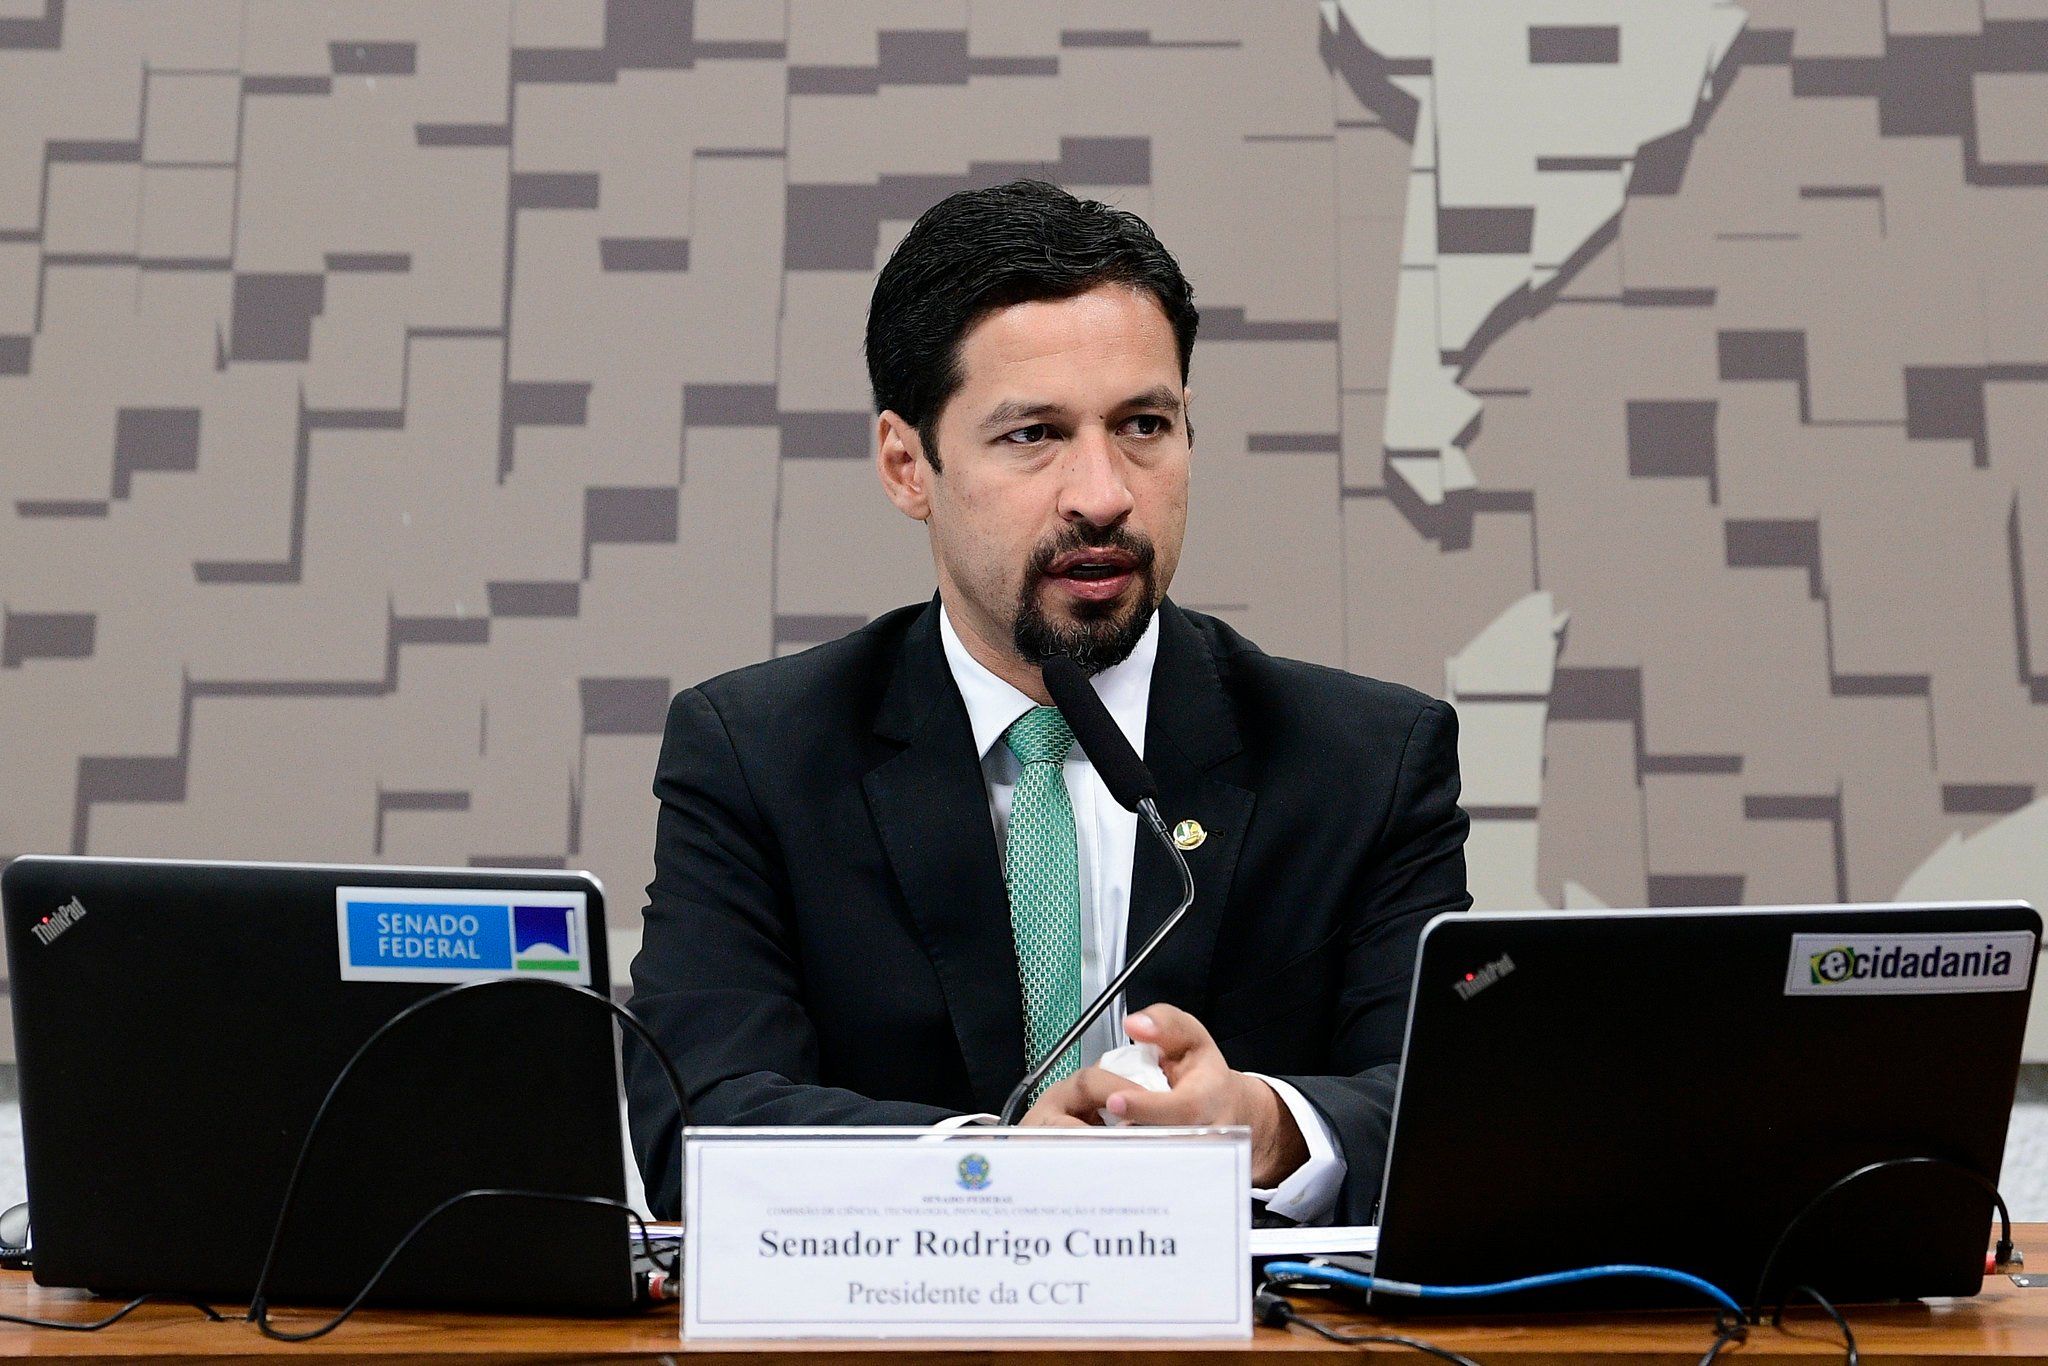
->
[2,855,642,1311]
[1369,901,2039,1312]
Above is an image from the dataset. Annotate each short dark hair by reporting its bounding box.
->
[864,179,1198,471]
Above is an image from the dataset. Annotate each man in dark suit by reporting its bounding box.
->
[626,181,1468,1224]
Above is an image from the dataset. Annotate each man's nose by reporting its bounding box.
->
[1058,430,1137,526]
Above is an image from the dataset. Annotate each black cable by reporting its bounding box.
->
[249,1190,651,1342]
[1257,1283,1486,1365]
[1290,1314,1490,1363]
[1697,1308,1747,1363]
[247,977,691,1325]
[1747,1155,2011,1323]
[636,1231,681,1284]
[1773,1284,1857,1365]
[640,1232,684,1282]
[0,1292,226,1332]
[1267,1302,1483,1363]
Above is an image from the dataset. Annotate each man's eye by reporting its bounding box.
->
[1126,414,1168,436]
[1002,424,1051,445]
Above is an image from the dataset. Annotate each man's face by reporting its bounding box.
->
[877,283,1190,686]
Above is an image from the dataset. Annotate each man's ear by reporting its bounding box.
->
[877,411,932,521]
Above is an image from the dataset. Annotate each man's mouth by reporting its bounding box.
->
[1046,549,1136,578]
[1043,550,1139,601]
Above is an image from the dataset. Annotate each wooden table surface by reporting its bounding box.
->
[2,1229,2047,1362]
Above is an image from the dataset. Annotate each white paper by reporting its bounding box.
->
[1250,1224,1379,1258]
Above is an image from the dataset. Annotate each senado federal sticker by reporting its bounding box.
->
[336,886,590,986]
[1785,930,2035,997]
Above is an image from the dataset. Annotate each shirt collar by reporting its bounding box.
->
[938,603,1159,765]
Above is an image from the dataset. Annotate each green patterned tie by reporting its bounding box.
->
[1002,706,1085,1101]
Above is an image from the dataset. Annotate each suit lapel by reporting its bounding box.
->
[863,603,1025,1114]
[1125,603,1254,1019]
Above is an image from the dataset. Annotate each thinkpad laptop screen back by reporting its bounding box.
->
[1373,902,2037,1312]
[3,856,634,1312]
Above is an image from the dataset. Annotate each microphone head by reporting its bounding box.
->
[1038,652,1159,813]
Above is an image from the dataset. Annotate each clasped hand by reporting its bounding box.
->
[1017,1002,1307,1188]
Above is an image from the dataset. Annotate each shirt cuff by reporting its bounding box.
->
[933,1112,1000,1130]
[1244,1073,1346,1224]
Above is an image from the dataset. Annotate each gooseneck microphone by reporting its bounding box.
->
[996,652,1199,1125]
[1039,652,1158,812]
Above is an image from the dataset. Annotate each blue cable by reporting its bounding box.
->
[1261,1259,1745,1318]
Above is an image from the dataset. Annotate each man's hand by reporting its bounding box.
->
[1017,1003,1309,1187]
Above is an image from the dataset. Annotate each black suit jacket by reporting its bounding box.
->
[624,599,1469,1221]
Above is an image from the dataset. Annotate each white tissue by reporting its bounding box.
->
[1094,1042,1170,1126]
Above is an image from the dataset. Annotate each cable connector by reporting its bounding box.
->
[1252,1287,1293,1327]
[1994,1243,2023,1275]
[636,1267,678,1303]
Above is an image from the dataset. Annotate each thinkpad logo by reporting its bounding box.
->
[1453,952,1514,1001]
[32,896,87,946]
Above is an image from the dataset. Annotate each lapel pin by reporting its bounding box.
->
[1171,819,1208,851]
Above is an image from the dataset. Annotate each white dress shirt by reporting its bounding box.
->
[936,606,1345,1223]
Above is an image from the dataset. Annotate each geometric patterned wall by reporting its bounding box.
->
[6,0,2048,1052]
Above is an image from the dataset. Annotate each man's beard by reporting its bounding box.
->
[1011,524,1159,674]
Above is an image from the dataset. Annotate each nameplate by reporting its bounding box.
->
[682,1126,1251,1339]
